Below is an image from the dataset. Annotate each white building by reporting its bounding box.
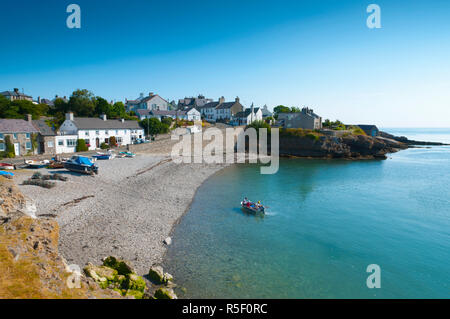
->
[137,108,201,121]
[197,96,244,121]
[57,113,144,153]
[125,92,168,112]
[234,104,263,125]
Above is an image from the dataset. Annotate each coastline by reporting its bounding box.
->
[15,147,228,276]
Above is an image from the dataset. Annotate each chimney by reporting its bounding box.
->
[25,114,32,122]
[101,114,107,121]
[149,92,154,97]
[121,119,125,123]
[219,96,225,104]
[63,96,67,100]
[66,112,74,121]
[14,88,19,93]
[235,96,240,103]
[55,95,59,99]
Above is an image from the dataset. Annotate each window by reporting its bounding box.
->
[116,130,119,135]
[26,141,32,150]
[13,133,17,139]
[0,143,4,151]
[0,133,3,141]
[105,130,109,135]
[58,140,64,146]
[85,131,89,136]
[85,139,90,146]
[26,133,30,139]
[96,131,99,135]
[47,141,54,148]
[67,139,77,147]
[117,137,123,144]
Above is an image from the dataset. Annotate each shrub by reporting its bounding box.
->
[100,142,109,150]
[5,135,15,157]
[305,133,319,141]
[76,139,89,152]
[109,136,117,147]
[161,117,173,127]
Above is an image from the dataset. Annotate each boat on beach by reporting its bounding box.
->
[92,151,115,160]
[0,163,15,170]
[118,151,136,158]
[64,156,99,175]
[241,199,265,214]
[25,160,50,169]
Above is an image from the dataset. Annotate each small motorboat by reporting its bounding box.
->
[48,160,66,169]
[25,160,50,169]
[118,151,136,158]
[92,151,115,160]
[64,156,99,175]
[0,163,15,170]
[241,199,265,214]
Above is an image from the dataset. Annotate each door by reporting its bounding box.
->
[14,143,20,156]
[96,138,100,148]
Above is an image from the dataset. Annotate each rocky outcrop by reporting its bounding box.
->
[379,131,449,146]
[84,256,147,299]
[154,287,178,299]
[277,134,407,159]
[0,176,120,299]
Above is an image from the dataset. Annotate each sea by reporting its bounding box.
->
[163,128,450,298]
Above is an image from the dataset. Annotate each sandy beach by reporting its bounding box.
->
[15,135,228,275]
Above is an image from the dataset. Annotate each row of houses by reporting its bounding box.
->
[0,113,144,156]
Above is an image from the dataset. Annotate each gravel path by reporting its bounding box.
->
[16,150,227,275]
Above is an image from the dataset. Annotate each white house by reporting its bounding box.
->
[234,104,263,125]
[137,108,201,121]
[57,113,144,153]
[197,96,244,121]
[126,92,168,112]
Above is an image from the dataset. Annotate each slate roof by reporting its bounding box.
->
[1,90,32,98]
[137,109,187,117]
[235,107,260,118]
[216,102,236,109]
[0,119,39,133]
[32,120,56,136]
[198,101,220,109]
[71,117,141,130]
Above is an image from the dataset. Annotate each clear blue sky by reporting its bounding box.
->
[1,0,450,127]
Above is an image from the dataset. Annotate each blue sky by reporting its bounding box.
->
[1,0,450,127]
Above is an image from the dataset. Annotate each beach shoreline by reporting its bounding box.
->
[15,143,229,276]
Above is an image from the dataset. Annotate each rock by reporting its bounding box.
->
[125,289,145,299]
[84,263,118,288]
[148,265,165,284]
[102,256,133,276]
[163,237,172,245]
[154,287,177,299]
[126,273,147,292]
[163,272,173,283]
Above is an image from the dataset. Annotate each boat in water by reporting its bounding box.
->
[0,163,15,170]
[25,160,50,169]
[92,151,115,160]
[64,156,98,175]
[241,199,265,214]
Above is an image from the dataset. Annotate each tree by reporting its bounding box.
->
[76,139,88,152]
[109,136,117,147]
[273,105,291,114]
[111,101,126,119]
[68,89,96,117]
[95,97,110,117]
[139,118,168,137]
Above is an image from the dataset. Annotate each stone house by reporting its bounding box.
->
[278,107,322,130]
[0,115,38,156]
[125,93,168,112]
[0,88,33,101]
[32,120,56,155]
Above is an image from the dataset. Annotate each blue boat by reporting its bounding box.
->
[92,151,115,160]
[0,170,14,177]
[64,156,99,175]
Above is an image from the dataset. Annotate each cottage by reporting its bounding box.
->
[278,107,322,130]
[357,125,379,137]
[198,96,244,121]
[32,120,57,155]
[178,95,213,110]
[234,104,263,125]
[57,113,144,153]
[0,115,38,156]
[126,92,168,112]
[1,88,33,101]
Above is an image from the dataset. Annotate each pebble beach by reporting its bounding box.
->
[15,137,228,275]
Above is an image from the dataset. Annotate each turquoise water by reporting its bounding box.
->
[164,129,450,298]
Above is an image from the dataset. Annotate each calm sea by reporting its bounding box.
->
[164,129,450,298]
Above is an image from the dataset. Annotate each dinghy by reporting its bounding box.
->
[0,163,15,170]
[241,198,265,214]
[25,160,50,169]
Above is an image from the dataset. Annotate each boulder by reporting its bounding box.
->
[163,237,172,245]
[154,287,178,299]
[126,273,147,292]
[148,265,165,284]
[163,272,173,283]
[102,256,133,276]
[125,289,145,299]
[84,263,118,288]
